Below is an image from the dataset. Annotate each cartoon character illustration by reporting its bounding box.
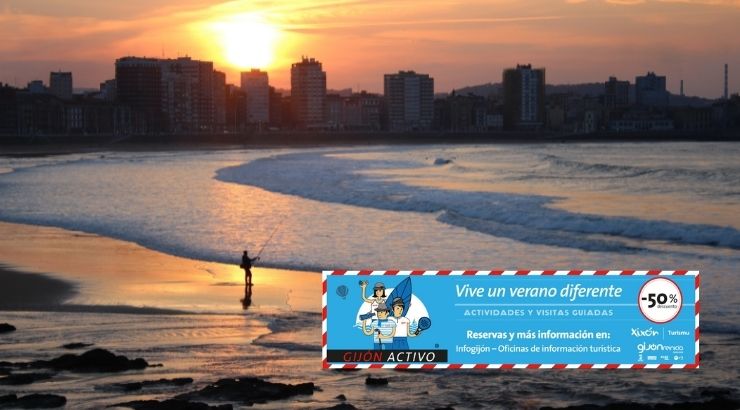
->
[390,297,420,349]
[354,277,432,350]
[359,280,386,320]
[362,301,396,350]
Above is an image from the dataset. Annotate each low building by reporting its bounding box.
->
[343,91,381,131]
[672,107,714,131]
[434,93,487,132]
[608,110,674,132]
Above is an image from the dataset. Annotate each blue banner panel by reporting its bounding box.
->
[322,271,699,369]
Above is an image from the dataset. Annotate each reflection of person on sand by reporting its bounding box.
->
[240,282,253,310]
[362,301,396,350]
[359,281,385,319]
[240,250,259,285]
[390,297,418,349]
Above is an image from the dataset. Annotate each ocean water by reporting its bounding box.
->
[0,144,738,324]
[0,142,739,408]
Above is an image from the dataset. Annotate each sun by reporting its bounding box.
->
[211,14,279,70]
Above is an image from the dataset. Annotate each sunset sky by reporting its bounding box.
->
[0,0,738,98]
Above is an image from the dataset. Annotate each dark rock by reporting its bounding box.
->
[32,348,148,373]
[61,342,94,350]
[335,394,347,401]
[365,375,388,386]
[698,350,715,361]
[0,372,53,385]
[0,324,15,334]
[697,386,735,398]
[112,399,232,410]
[0,395,16,405]
[0,393,66,408]
[113,377,194,392]
[435,407,455,410]
[317,404,358,410]
[176,377,314,405]
[539,396,740,410]
[541,404,650,410]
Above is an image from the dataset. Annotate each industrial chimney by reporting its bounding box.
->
[725,64,729,100]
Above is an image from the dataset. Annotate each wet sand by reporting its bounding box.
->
[0,221,319,314]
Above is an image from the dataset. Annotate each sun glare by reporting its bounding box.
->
[211,14,279,70]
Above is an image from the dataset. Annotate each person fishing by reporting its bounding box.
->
[241,217,284,288]
[240,250,259,286]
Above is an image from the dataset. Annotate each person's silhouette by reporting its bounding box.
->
[240,250,259,285]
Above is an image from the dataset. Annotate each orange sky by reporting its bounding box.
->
[0,0,738,98]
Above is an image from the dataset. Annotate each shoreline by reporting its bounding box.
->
[0,221,320,315]
[1,131,739,157]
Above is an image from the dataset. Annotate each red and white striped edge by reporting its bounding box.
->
[321,270,700,370]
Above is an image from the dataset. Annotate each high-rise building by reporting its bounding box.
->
[213,70,226,131]
[383,71,434,131]
[50,71,73,100]
[503,64,545,130]
[225,84,247,131]
[635,72,669,108]
[269,87,283,128]
[604,76,630,108]
[115,57,164,133]
[291,57,326,129]
[196,60,215,132]
[241,69,270,125]
[117,56,222,134]
[159,57,215,132]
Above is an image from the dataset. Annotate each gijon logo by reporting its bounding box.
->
[630,327,659,337]
[637,342,684,354]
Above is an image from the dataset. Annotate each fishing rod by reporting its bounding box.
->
[255,216,285,259]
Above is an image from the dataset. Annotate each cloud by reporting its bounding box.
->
[605,0,645,4]
[282,15,564,33]
[606,0,740,4]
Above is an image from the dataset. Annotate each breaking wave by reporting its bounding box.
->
[216,152,740,253]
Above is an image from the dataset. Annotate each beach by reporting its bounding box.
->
[0,221,330,408]
[0,221,318,314]
[1,144,739,409]
[2,222,739,410]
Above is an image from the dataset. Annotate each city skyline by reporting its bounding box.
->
[1,0,738,98]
